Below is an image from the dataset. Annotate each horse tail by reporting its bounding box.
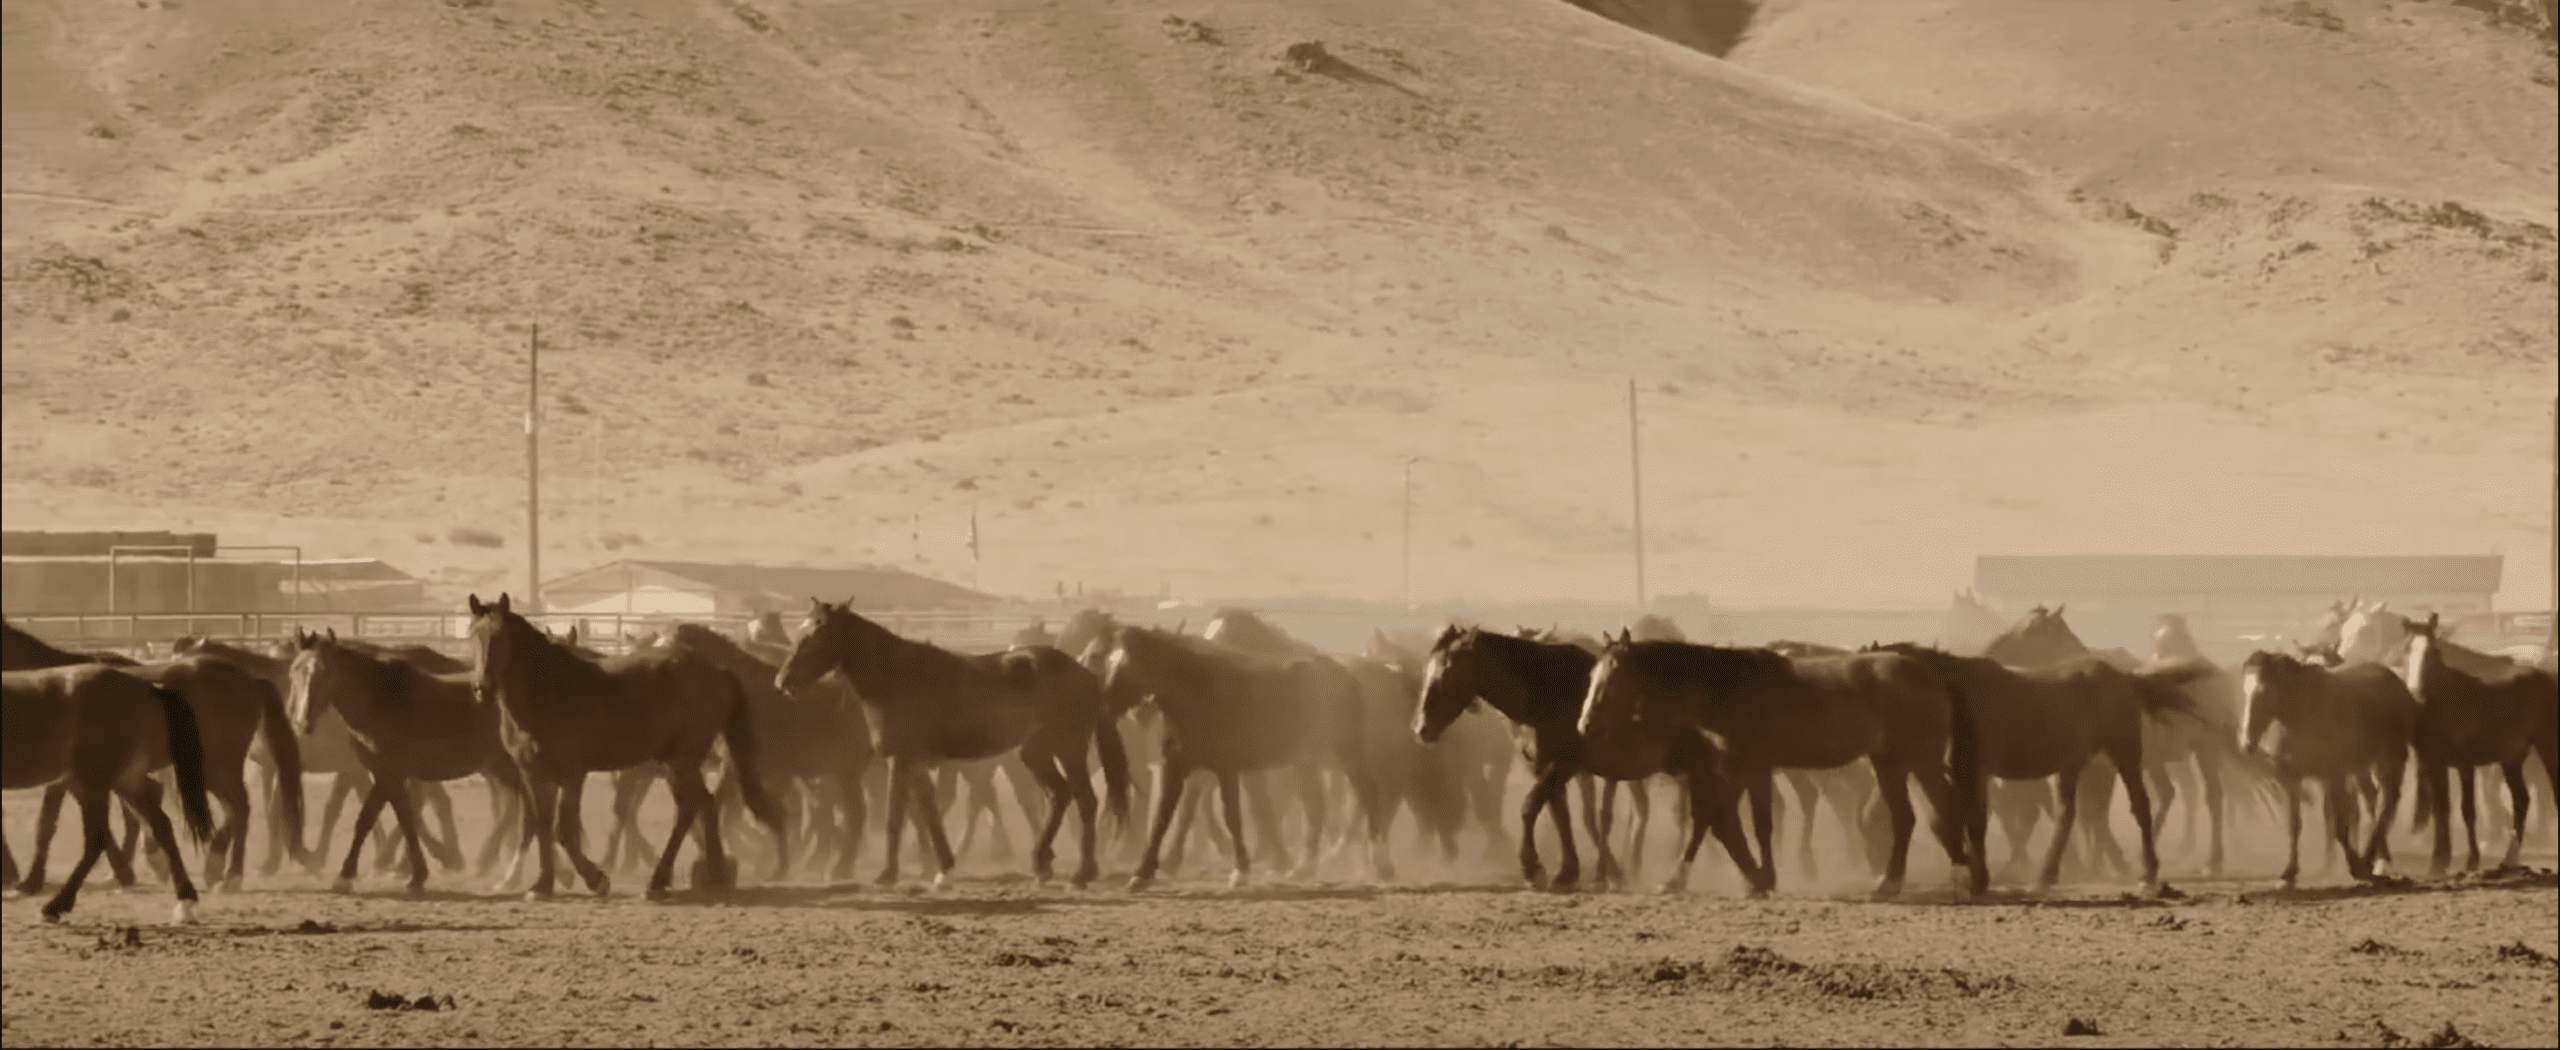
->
[251,676,307,862]
[720,671,787,834]
[1091,680,1133,832]
[151,685,216,846]
[2128,664,2206,724]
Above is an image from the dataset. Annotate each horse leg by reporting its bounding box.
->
[208,773,252,893]
[1589,778,1619,891]
[1241,769,1290,878]
[1660,770,1714,894]
[831,762,868,882]
[643,766,705,900]
[1871,760,1918,899]
[1748,775,1778,894]
[253,762,283,877]
[1781,768,1820,883]
[379,778,439,895]
[2077,761,2132,881]
[20,783,69,894]
[1051,741,1104,888]
[2323,774,2373,883]
[686,765,737,895]
[2197,751,2228,879]
[1626,777,1652,890]
[310,771,360,875]
[1216,769,1255,889]
[2035,766,2086,893]
[38,784,116,923]
[2277,776,2304,888]
[336,780,395,892]
[2112,741,2163,895]
[1129,757,1192,890]
[2458,764,2482,873]
[1546,767,1584,892]
[553,773,612,897]
[907,758,960,888]
[1288,765,1327,880]
[419,780,464,873]
[1515,764,1567,891]
[2498,760,2529,871]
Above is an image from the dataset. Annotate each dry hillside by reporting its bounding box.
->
[2,0,2553,615]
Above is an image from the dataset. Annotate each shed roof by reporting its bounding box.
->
[541,559,999,611]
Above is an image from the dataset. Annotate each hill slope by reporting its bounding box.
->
[3,0,2552,613]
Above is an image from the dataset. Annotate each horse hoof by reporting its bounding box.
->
[40,908,67,924]
[646,885,671,902]
[525,888,554,902]
[1654,880,1684,896]
[1126,875,1154,892]
[1548,875,1579,894]
[406,884,429,898]
[171,900,200,925]
[1227,870,1248,891]
[331,877,355,894]
[1374,862,1396,885]
[1870,880,1905,901]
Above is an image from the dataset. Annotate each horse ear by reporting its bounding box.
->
[496,592,512,614]
[468,594,485,615]
[565,625,580,645]
[327,627,338,642]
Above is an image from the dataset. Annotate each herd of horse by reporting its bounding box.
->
[2,593,2554,924]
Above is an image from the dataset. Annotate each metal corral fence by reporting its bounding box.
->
[7,609,1058,660]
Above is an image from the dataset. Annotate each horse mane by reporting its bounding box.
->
[669,621,765,669]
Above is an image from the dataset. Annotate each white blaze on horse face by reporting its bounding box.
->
[1576,657,1612,736]
[286,655,316,735]
[1413,651,1453,739]
[2402,633,2430,697]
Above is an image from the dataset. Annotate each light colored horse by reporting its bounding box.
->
[2337,600,2414,667]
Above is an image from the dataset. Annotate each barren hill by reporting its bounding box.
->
[3,0,2553,617]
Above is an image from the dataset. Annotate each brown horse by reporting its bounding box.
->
[1585,636,1983,899]
[171,636,458,880]
[1095,623,1387,889]
[656,622,873,884]
[1866,643,2205,895]
[778,598,1127,888]
[287,628,535,894]
[466,593,782,899]
[2403,613,2558,875]
[4,664,215,922]
[2236,650,2414,886]
[1981,606,2245,880]
[20,653,305,894]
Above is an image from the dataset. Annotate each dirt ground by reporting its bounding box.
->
[4,778,2556,1049]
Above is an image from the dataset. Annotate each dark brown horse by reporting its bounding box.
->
[1866,643,2206,895]
[1369,628,1516,863]
[3,664,215,922]
[1585,637,1983,898]
[2403,613,2558,875]
[2236,650,2414,886]
[1096,623,1387,889]
[1411,625,1694,891]
[777,598,1127,888]
[466,593,782,899]
[287,628,535,894]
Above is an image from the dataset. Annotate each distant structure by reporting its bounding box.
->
[1,530,425,617]
[1972,554,2503,655]
[540,559,1003,617]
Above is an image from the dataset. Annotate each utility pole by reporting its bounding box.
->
[1628,378,1647,612]
[526,324,542,614]
[1402,455,1423,611]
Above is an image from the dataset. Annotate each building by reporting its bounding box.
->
[1972,554,2503,655]
[1,531,426,615]
[539,559,1003,617]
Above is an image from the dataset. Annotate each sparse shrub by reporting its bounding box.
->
[599,531,644,551]
[414,533,437,545]
[781,481,803,497]
[746,372,771,387]
[447,526,504,548]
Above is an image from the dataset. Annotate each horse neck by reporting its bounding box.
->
[496,623,610,702]
[823,624,953,700]
[1483,636,1589,724]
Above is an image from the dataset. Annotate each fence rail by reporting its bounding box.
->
[6,608,1056,658]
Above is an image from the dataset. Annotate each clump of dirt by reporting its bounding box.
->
[2493,940,2555,965]
[2349,938,2415,956]
[94,926,143,951]
[364,990,456,1011]
[2063,1017,2103,1036]
[1645,944,2021,1000]
[2372,1017,2487,1049]
[988,951,1071,968]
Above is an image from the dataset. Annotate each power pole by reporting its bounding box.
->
[1628,378,1647,612]
[1402,455,1423,611]
[526,323,542,614]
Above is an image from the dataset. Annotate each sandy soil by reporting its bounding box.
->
[5,779,2555,1049]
